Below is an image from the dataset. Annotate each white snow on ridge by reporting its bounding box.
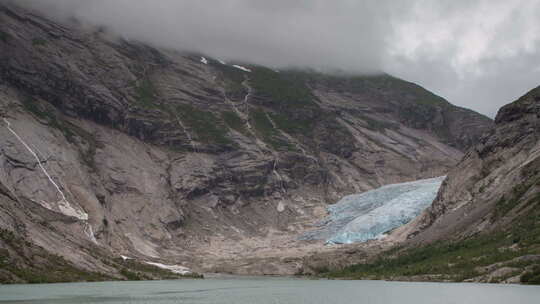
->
[232,65,251,72]
[300,176,445,244]
[145,262,191,275]
[218,59,227,65]
[200,57,208,65]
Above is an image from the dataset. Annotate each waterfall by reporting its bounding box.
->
[4,118,97,243]
[272,158,286,195]
[173,114,197,152]
[84,222,98,244]
[4,118,68,203]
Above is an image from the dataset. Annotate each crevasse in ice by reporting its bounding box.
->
[300,176,445,244]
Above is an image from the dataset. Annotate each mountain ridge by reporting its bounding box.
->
[0,2,493,282]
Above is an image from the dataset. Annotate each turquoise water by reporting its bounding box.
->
[0,277,539,304]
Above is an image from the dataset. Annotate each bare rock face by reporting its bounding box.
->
[399,85,540,243]
[0,3,493,280]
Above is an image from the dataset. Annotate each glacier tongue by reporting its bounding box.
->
[301,176,445,244]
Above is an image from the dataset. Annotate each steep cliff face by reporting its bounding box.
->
[0,3,493,281]
[401,85,540,243]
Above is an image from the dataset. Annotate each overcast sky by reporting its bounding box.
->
[15,0,540,118]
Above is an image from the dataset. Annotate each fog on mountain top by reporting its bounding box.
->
[15,0,397,73]
[10,0,540,117]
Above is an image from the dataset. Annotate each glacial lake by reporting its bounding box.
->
[1,277,539,304]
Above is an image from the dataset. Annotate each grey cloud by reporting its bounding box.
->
[11,0,540,117]
[16,0,400,73]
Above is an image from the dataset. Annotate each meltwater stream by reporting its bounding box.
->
[301,176,445,244]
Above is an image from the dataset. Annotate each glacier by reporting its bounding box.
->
[301,176,445,244]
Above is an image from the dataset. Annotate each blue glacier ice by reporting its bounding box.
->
[300,176,445,244]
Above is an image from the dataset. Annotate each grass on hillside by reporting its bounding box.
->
[249,68,324,141]
[175,104,234,147]
[1,229,203,284]
[251,109,293,150]
[269,112,314,135]
[250,67,316,109]
[357,114,399,132]
[0,30,10,43]
[0,229,112,284]
[32,38,47,47]
[213,63,247,97]
[222,111,249,136]
[316,73,451,108]
[134,78,158,109]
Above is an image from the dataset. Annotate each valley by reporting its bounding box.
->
[0,1,539,288]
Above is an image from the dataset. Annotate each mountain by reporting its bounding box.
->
[317,85,540,284]
[0,2,492,282]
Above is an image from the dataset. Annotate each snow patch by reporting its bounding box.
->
[200,57,208,65]
[84,222,98,244]
[301,176,445,244]
[58,199,88,220]
[277,201,286,213]
[144,262,191,275]
[233,65,251,72]
[120,255,133,261]
[218,59,227,65]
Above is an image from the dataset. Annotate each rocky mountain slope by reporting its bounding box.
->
[0,2,492,282]
[317,85,540,284]
[404,85,540,242]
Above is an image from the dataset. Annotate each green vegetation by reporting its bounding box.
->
[20,96,103,170]
[326,233,526,281]
[0,228,203,284]
[247,68,324,146]
[0,30,10,43]
[32,38,47,47]
[358,114,399,132]
[521,266,540,284]
[327,74,450,107]
[222,111,249,136]
[323,187,540,283]
[176,104,234,147]
[119,268,143,281]
[493,181,535,219]
[251,109,280,147]
[21,96,50,120]
[250,67,316,108]
[21,96,75,140]
[213,63,247,97]
[0,229,112,284]
[0,229,16,246]
[289,71,449,107]
[134,78,158,109]
[133,77,237,148]
[251,109,291,150]
[304,72,465,141]
[510,85,540,107]
[269,112,314,135]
